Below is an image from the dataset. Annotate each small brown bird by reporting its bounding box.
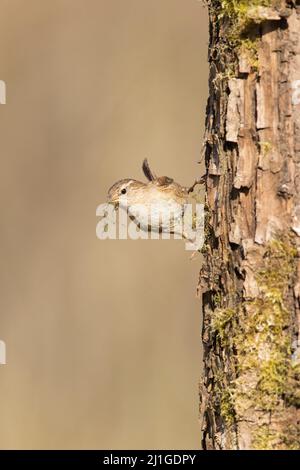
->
[107,159,204,237]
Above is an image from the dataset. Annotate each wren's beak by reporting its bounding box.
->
[107,195,119,210]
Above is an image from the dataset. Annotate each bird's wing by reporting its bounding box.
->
[155,176,174,186]
[142,158,156,181]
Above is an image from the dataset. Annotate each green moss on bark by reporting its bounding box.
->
[210,235,300,448]
[210,0,277,69]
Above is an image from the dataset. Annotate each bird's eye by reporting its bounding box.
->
[121,188,127,195]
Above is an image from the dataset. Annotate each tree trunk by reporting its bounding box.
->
[199,0,300,450]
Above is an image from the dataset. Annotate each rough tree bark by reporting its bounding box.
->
[199,0,300,450]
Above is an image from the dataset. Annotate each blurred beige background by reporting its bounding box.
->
[0,0,208,449]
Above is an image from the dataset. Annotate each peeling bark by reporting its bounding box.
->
[199,0,300,450]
